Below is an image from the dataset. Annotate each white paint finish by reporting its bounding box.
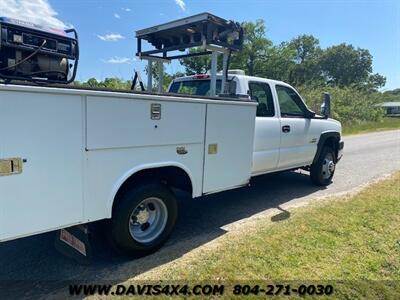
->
[169,75,342,174]
[86,96,206,150]
[202,104,256,193]
[0,76,344,243]
[251,117,281,174]
[0,92,84,241]
[84,144,204,221]
[0,84,258,242]
[0,84,255,107]
[278,118,316,168]
[277,118,341,169]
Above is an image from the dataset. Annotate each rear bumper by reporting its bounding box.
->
[337,141,344,162]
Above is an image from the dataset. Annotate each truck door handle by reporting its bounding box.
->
[282,125,291,133]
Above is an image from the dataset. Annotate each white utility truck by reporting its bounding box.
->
[169,71,343,178]
[0,13,343,259]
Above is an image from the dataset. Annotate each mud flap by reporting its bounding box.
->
[54,225,92,265]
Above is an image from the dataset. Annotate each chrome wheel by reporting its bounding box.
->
[128,197,168,244]
[322,152,335,180]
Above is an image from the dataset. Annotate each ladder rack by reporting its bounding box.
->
[135,13,244,95]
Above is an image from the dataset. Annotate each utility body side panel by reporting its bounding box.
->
[202,103,256,193]
[84,96,207,221]
[0,92,84,241]
[86,97,206,150]
[0,85,257,242]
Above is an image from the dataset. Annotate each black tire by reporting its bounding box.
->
[310,146,336,186]
[109,182,177,257]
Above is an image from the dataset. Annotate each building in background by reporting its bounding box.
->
[376,102,400,117]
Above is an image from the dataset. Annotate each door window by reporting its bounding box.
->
[249,82,275,117]
[276,85,307,117]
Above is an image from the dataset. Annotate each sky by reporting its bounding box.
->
[0,0,398,90]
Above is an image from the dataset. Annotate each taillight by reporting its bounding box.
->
[192,74,209,79]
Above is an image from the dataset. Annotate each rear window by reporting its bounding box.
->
[169,80,222,96]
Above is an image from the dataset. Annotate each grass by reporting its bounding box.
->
[343,117,400,135]
[129,173,400,299]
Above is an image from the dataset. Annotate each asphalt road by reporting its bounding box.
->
[0,130,399,299]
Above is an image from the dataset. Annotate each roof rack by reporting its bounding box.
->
[135,13,243,96]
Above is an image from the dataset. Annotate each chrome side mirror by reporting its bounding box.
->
[320,92,331,118]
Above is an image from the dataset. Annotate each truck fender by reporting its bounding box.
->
[312,131,341,164]
[106,161,194,217]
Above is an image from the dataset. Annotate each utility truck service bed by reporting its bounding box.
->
[0,84,256,242]
[0,13,343,259]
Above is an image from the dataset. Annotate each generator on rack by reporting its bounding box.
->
[0,17,79,84]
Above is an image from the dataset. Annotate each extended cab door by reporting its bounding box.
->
[249,81,280,175]
[275,84,317,169]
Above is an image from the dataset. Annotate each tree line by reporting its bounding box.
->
[181,20,386,91]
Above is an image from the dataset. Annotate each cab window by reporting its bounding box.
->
[276,85,307,117]
[169,80,222,96]
[249,82,275,117]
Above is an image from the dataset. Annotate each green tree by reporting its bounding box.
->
[381,88,400,102]
[230,20,272,76]
[102,78,131,89]
[289,34,321,64]
[364,73,386,91]
[179,48,215,75]
[287,35,323,86]
[76,77,131,90]
[80,78,101,88]
[179,20,272,77]
[384,88,400,95]
[261,43,296,82]
[146,62,186,91]
[320,43,379,87]
[298,85,385,125]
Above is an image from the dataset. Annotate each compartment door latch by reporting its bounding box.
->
[0,158,23,176]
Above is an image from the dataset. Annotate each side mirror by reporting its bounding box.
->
[320,92,331,118]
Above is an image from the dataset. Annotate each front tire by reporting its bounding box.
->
[109,182,178,257]
[310,146,336,186]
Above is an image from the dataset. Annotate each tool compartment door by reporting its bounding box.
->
[0,91,84,241]
[202,102,256,193]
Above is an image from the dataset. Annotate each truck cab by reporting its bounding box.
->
[168,71,344,184]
